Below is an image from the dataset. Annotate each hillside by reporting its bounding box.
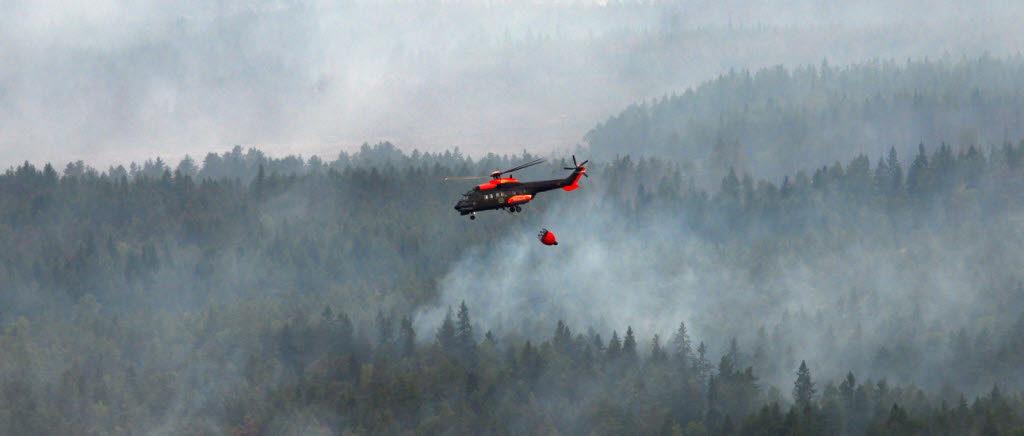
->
[585,56,1024,184]
[4,141,1024,432]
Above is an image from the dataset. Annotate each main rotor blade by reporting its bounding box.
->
[578,160,589,166]
[499,158,545,175]
[444,175,488,180]
[573,155,577,166]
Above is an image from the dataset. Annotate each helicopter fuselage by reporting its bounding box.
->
[454,167,585,217]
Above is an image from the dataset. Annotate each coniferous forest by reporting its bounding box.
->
[586,56,1024,183]
[6,59,1024,434]
[4,140,1024,434]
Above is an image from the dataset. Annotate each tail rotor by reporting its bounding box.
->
[563,155,589,177]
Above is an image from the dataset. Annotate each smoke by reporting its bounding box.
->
[7,142,1024,432]
[4,1,1024,169]
[419,159,1024,395]
[417,174,713,355]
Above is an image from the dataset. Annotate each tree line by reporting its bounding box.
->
[585,55,1024,182]
[3,139,1024,433]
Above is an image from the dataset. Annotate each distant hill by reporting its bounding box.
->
[584,55,1024,184]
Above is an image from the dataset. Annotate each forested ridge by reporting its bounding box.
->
[3,139,1024,434]
[585,55,1024,183]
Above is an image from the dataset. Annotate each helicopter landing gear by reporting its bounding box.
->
[469,214,476,220]
[515,205,522,212]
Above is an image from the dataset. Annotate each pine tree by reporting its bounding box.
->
[592,333,604,354]
[695,341,711,383]
[455,301,476,362]
[886,146,903,193]
[176,155,198,178]
[607,331,622,360]
[906,142,930,198]
[670,321,693,364]
[846,153,872,196]
[521,341,542,380]
[623,326,637,360]
[874,156,889,193]
[456,302,474,346]
[437,307,456,353]
[932,142,955,189]
[727,337,741,368]
[554,320,572,351]
[399,316,416,358]
[839,371,856,407]
[254,163,266,196]
[962,144,985,188]
[650,334,667,362]
[793,360,816,409]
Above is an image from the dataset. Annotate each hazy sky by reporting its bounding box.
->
[2,0,1022,170]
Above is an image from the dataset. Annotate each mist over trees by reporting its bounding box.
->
[7,30,1024,430]
[3,0,1024,433]
[4,134,1024,432]
[585,56,1024,184]
[4,1,1023,167]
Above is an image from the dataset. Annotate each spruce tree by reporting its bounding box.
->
[695,341,711,383]
[554,320,572,351]
[456,301,474,347]
[399,316,416,358]
[650,334,667,362]
[906,142,930,198]
[607,331,622,360]
[839,371,856,407]
[886,146,903,193]
[437,307,456,353]
[874,156,889,193]
[793,360,816,409]
[727,337,741,368]
[623,326,637,360]
[670,321,693,364]
[455,301,476,362]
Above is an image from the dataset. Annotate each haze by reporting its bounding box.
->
[3,0,1022,169]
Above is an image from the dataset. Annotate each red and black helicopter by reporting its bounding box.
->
[450,156,588,220]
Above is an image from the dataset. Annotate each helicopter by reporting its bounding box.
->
[450,156,588,219]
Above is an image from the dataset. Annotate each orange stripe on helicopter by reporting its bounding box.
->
[508,194,533,204]
[478,178,520,190]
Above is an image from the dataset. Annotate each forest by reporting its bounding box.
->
[585,56,1024,183]
[7,0,1024,430]
[3,136,1024,434]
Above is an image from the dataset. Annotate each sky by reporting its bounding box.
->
[2,0,1023,170]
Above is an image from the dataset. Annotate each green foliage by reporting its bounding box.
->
[5,139,1024,433]
[794,360,816,409]
[585,56,1024,181]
